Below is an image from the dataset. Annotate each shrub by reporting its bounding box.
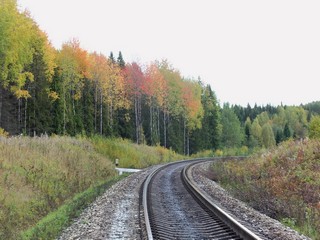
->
[210,139,320,239]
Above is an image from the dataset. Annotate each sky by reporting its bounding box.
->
[17,0,320,107]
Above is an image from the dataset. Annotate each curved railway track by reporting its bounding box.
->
[143,159,262,240]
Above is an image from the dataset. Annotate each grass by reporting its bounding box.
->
[0,135,184,239]
[21,174,127,240]
[190,145,256,158]
[210,139,320,239]
[90,136,183,168]
[0,136,116,239]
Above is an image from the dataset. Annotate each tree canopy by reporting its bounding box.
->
[0,0,318,154]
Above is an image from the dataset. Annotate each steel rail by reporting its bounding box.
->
[143,157,260,240]
[182,160,263,240]
[142,159,208,240]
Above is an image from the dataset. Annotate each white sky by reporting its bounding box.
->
[18,0,320,107]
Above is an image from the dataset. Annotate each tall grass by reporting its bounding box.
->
[191,146,254,158]
[0,135,184,239]
[210,139,320,239]
[0,136,115,239]
[90,136,183,168]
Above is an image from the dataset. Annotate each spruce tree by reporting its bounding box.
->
[283,122,291,140]
[117,51,125,68]
[109,51,115,63]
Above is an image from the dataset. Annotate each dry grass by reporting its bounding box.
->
[210,139,320,239]
[0,136,115,239]
[91,136,183,168]
[0,135,184,239]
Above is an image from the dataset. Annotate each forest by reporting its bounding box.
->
[1,0,320,154]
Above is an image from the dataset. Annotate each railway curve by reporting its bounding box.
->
[143,159,263,240]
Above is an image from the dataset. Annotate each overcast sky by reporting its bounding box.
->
[18,0,320,107]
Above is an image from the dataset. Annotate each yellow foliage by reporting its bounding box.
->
[13,89,31,99]
[0,128,9,137]
[47,90,59,101]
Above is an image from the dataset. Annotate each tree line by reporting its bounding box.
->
[0,0,220,154]
[1,0,319,154]
[223,102,320,149]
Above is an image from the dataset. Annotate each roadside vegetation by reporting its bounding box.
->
[191,146,253,158]
[91,136,184,168]
[0,135,181,240]
[210,139,320,239]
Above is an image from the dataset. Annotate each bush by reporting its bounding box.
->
[210,139,320,239]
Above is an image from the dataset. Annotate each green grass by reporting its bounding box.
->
[21,175,127,240]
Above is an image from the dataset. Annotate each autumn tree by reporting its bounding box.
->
[104,60,130,136]
[144,62,168,145]
[158,60,184,151]
[89,52,108,134]
[191,84,221,153]
[56,39,90,134]
[0,0,34,133]
[181,79,203,155]
[125,62,145,144]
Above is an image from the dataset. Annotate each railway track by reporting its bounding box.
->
[143,159,262,240]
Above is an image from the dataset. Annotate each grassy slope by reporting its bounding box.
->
[210,139,320,239]
[0,136,183,240]
[91,136,183,168]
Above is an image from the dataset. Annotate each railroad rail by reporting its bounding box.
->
[143,158,262,240]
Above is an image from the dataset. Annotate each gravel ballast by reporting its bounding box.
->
[57,166,157,240]
[57,161,310,240]
[189,161,310,240]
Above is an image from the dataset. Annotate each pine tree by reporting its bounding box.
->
[283,122,291,140]
[109,52,115,64]
[117,51,125,68]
